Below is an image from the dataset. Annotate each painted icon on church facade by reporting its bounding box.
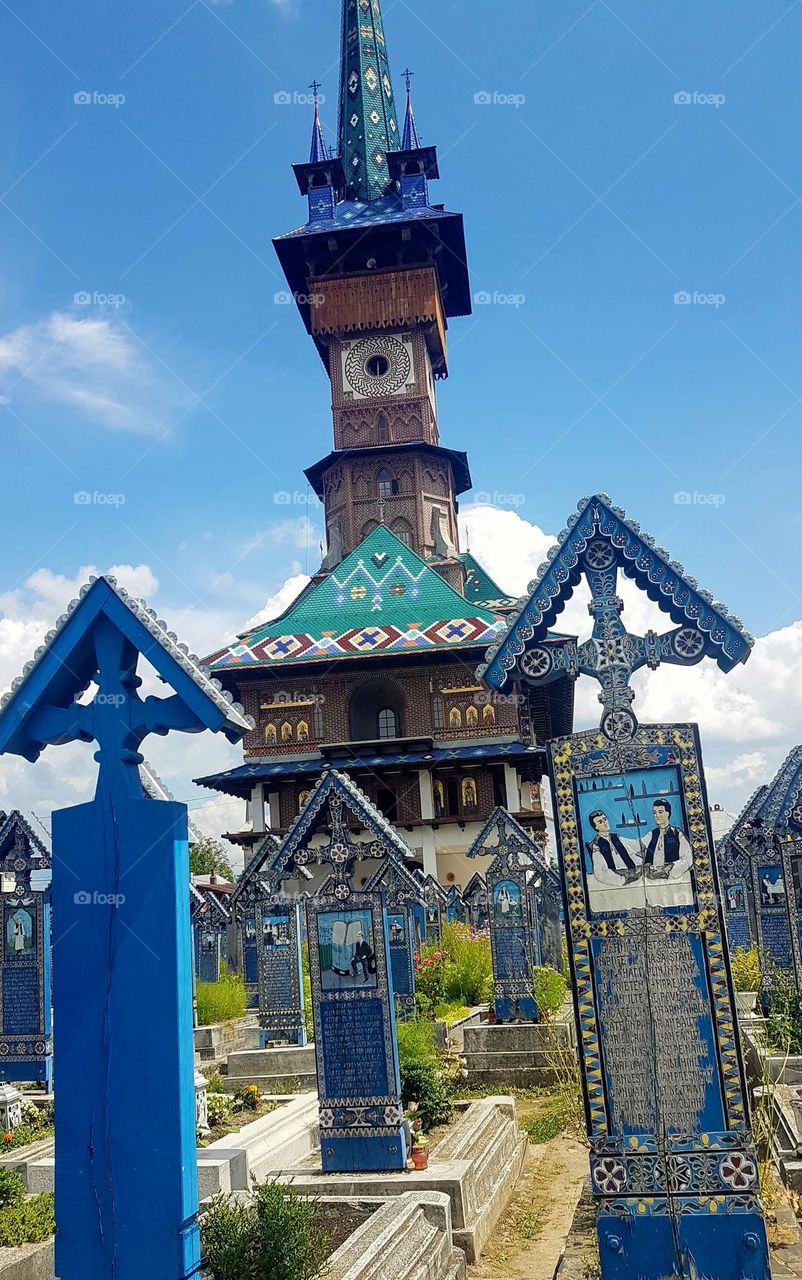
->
[577,765,694,914]
[318,908,378,991]
[759,866,786,907]
[5,906,35,959]
[492,880,522,921]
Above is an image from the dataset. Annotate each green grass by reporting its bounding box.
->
[196,974,247,1026]
[521,1095,575,1144]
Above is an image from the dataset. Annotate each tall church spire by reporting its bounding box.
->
[338,0,400,202]
[308,80,327,163]
[401,68,421,151]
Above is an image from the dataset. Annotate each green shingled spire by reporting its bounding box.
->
[338,0,400,202]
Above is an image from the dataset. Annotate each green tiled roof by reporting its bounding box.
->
[460,552,517,610]
[207,525,506,670]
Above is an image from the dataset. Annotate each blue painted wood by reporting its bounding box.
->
[0,813,53,1088]
[255,893,306,1047]
[307,891,406,1172]
[549,723,770,1280]
[53,796,201,1279]
[364,857,422,1021]
[0,576,251,1279]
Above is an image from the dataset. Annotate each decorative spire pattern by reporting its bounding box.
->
[308,80,328,163]
[338,0,400,201]
[401,69,421,151]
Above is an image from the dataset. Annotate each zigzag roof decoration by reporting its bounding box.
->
[260,766,415,884]
[206,525,506,671]
[753,746,802,834]
[230,832,285,911]
[478,493,753,740]
[0,575,253,766]
[466,806,556,882]
[460,552,517,611]
[364,855,425,904]
[0,809,52,864]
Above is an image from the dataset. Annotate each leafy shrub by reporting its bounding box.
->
[207,1074,226,1095]
[207,1094,233,1129]
[302,945,314,1044]
[416,924,493,1011]
[1,1124,37,1152]
[201,1178,329,1280]
[197,973,247,1026]
[533,966,567,1020]
[764,964,802,1056]
[235,1084,261,1112]
[433,1002,471,1026]
[730,947,761,993]
[400,1060,454,1132]
[0,1169,25,1209]
[396,1016,438,1069]
[0,1192,55,1246]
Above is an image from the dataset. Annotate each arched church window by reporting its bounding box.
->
[434,779,445,818]
[265,724,277,745]
[466,705,478,728]
[377,469,394,502]
[297,721,309,743]
[483,704,496,727]
[378,708,400,740]
[377,413,389,444]
[391,518,413,548]
[432,697,444,731]
[361,519,379,541]
[313,702,324,739]
[461,777,478,813]
[280,722,293,742]
[449,707,462,729]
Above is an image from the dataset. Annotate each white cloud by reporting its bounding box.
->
[243,572,310,631]
[0,311,189,434]
[0,506,799,857]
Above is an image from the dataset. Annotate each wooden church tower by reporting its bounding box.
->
[198,0,574,884]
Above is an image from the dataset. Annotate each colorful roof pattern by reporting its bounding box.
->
[338,0,400,202]
[460,552,516,611]
[206,525,506,671]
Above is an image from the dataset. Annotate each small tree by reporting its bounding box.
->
[190,835,235,883]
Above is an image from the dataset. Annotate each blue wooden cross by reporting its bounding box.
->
[0,575,251,1280]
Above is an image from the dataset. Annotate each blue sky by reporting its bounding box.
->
[0,0,800,839]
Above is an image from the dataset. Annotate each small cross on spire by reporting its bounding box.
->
[309,79,322,105]
[402,68,414,95]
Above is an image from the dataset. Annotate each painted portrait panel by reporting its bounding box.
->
[576,765,695,915]
[387,913,406,945]
[317,909,378,992]
[725,882,746,913]
[5,906,35,959]
[758,866,786,908]
[262,915,290,948]
[492,880,522,921]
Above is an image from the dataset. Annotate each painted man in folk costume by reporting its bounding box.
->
[586,811,643,887]
[643,800,693,882]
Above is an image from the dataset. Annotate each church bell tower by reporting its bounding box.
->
[273,0,473,585]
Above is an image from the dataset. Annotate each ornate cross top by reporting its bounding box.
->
[479,493,753,742]
[0,576,252,800]
[0,813,50,899]
[402,67,414,93]
[309,78,322,104]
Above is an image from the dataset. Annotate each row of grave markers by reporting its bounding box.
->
[0,493,775,1280]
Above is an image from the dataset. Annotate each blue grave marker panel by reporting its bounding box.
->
[751,857,792,974]
[549,724,769,1280]
[256,897,306,1045]
[198,928,222,983]
[488,871,538,1022]
[307,892,406,1173]
[0,892,52,1085]
[386,911,416,1019]
[722,880,754,953]
[778,843,802,1006]
[242,913,259,1008]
